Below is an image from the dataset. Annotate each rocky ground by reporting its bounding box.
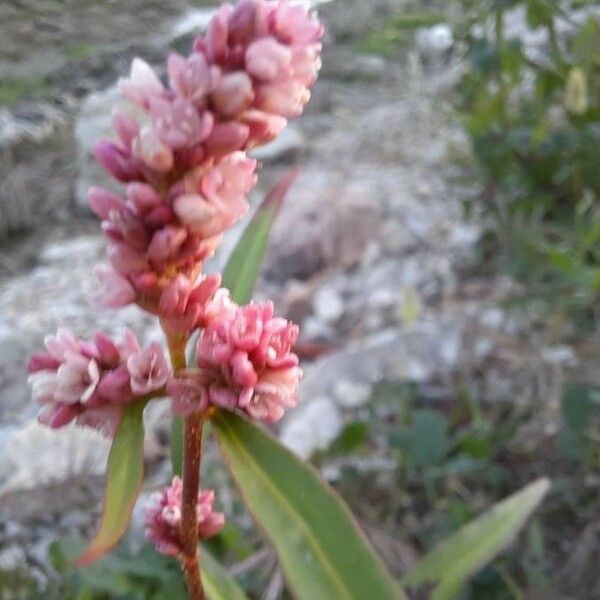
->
[0,0,580,590]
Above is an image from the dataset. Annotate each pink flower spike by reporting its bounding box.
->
[92,265,136,308]
[145,477,224,556]
[127,342,171,395]
[118,58,164,108]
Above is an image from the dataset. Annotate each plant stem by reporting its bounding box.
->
[181,412,205,600]
[163,326,205,600]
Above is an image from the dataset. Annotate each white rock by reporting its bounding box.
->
[416,24,453,60]
[541,345,577,367]
[0,546,26,571]
[0,422,110,493]
[333,380,372,408]
[313,286,344,323]
[280,398,342,459]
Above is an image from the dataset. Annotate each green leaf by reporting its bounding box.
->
[76,402,146,565]
[402,478,550,600]
[171,416,184,476]
[212,411,405,600]
[222,169,298,304]
[202,549,249,600]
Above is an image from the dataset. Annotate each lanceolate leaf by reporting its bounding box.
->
[77,402,146,565]
[222,169,298,304]
[212,411,405,600]
[202,548,249,600]
[402,478,550,600]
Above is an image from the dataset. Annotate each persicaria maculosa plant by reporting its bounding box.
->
[25,2,552,598]
[28,1,322,597]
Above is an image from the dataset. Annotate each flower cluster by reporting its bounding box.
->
[144,476,225,556]
[168,291,301,423]
[28,328,170,436]
[91,0,322,321]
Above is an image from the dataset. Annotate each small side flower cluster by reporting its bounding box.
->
[28,329,170,436]
[144,477,225,556]
[168,291,301,423]
[91,0,323,325]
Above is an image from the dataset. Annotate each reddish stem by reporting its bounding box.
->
[163,328,205,600]
[180,411,205,600]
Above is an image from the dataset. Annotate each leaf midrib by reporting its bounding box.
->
[218,418,356,600]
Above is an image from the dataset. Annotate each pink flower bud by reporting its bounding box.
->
[108,242,149,274]
[228,0,259,46]
[118,58,164,108]
[94,141,141,182]
[38,403,80,429]
[111,109,140,148]
[202,5,234,63]
[92,266,136,308]
[127,342,171,395]
[245,37,292,81]
[147,226,188,264]
[211,72,254,118]
[132,126,174,172]
[168,52,217,104]
[96,364,132,403]
[204,122,250,155]
[28,352,61,373]
[150,97,213,149]
[94,332,121,366]
[158,274,191,316]
[144,204,175,229]
[127,183,163,213]
[255,80,310,117]
[241,109,287,146]
[273,1,324,45]
[145,477,224,556]
[173,194,215,231]
[88,187,126,220]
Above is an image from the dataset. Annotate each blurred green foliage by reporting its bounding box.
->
[317,379,600,598]
[457,0,600,322]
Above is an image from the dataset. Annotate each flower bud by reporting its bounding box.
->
[211,72,254,117]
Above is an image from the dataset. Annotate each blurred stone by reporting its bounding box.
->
[334,380,372,408]
[416,24,453,62]
[265,173,382,280]
[0,545,26,571]
[280,397,342,459]
[0,422,110,494]
[313,286,344,323]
